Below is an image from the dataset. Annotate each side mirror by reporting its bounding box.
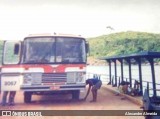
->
[14,43,20,55]
[85,42,89,53]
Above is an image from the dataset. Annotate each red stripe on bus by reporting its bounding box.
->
[1,64,86,73]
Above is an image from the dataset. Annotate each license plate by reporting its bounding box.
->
[50,86,60,90]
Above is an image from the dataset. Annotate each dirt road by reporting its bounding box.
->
[0,85,144,119]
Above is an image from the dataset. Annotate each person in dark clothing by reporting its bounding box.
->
[84,77,102,102]
[1,91,16,106]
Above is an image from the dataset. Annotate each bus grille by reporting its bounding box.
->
[42,73,67,83]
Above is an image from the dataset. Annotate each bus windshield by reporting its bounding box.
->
[23,37,86,64]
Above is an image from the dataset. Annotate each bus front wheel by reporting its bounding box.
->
[24,92,32,103]
[72,90,80,100]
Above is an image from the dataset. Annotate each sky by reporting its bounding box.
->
[0,0,160,40]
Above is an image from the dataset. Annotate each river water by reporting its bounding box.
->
[87,65,160,95]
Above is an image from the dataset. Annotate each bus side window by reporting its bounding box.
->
[3,42,20,64]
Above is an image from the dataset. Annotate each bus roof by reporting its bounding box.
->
[27,33,84,39]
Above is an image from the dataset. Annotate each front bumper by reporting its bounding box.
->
[20,84,86,92]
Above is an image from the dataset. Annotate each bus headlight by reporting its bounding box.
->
[23,74,32,85]
[23,73,42,85]
[76,72,86,83]
[67,72,86,83]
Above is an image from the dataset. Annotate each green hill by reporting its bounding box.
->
[88,31,160,58]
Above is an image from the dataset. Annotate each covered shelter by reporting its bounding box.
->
[100,51,160,96]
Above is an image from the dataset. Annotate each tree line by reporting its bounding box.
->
[88,31,160,59]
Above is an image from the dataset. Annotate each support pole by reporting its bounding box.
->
[135,58,143,96]
[147,58,156,97]
[118,59,124,82]
[107,60,111,85]
[113,60,117,87]
[126,59,132,87]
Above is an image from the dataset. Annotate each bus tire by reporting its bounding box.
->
[24,92,32,103]
[72,90,80,100]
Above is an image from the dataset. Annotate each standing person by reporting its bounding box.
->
[84,76,102,102]
[1,91,16,106]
